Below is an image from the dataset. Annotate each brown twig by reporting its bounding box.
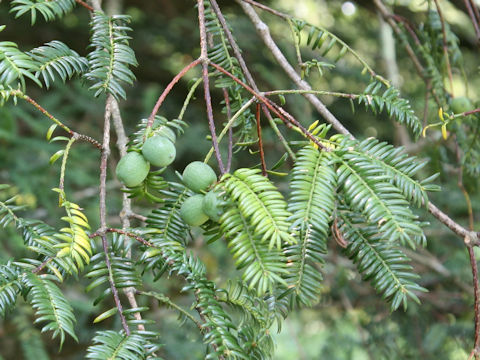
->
[463,108,480,116]
[373,1,424,73]
[255,103,267,176]
[469,245,480,359]
[209,0,297,160]
[75,0,94,11]
[32,257,53,274]
[240,0,288,19]
[237,0,351,136]
[426,202,477,241]
[197,0,225,174]
[470,0,480,25]
[209,61,328,151]
[222,88,233,173]
[454,140,480,356]
[99,95,130,336]
[145,58,202,134]
[109,98,145,331]
[390,14,422,47]
[12,90,102,149]
[464,0,480,42]
[105,228,155,247]
[433,0,454,96]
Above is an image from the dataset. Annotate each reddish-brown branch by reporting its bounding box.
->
[75,0,94,11]
[105,228,155,247]
[202,63,226,174]
[256,103,267,176]
[464,0,480,42]
[374,1,424,76]
[20,93,72,134]
[32,257,53,274]
[99,96,130,336]
[222,88,233,173]
[101,234,130,335]
[468,245,480,357]
[463,108,480,116]
[16,91,102,150]
[455,140,479,357]
[240,0,288,19]
[470,0,480,30]
[390,14,422,46]
[209,62,327,151]
[374,1,443,106]
[146,58,202,133]
[197,0,225,174]
[433,0,454,95]
[209,0,295,158]
[73,132,102,150]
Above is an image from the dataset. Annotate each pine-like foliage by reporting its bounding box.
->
[219,203,288,294]
[10,0,76,24]
[343,137,440,207]
[0,263,23,316]
[286,147,336,306]
[0,39,41,90]
[146,182,191,247]
[86,234,142,310]
[28,41,88,88]
[222,168,295,249]
[338,213,426,311]
[358,81,422,137]
[0,185,77,278]
[336,144,424,248]
[149,235,249,359]
[218,281,277,358]
[22,272,77,346]
[86,12,137,100]
[86,331,147,360]
[52,198,92,272]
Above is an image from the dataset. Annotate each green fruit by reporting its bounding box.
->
[182,161,217,193]
[180,194,209,226]
[156,126,176,143]
[142,135,176,167]
[116,152,150,187]
[202,190,224,222]
[450,96,474,114]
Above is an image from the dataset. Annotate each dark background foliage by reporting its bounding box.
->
[0,0,479,359]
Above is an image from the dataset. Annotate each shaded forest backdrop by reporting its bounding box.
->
[1,0,480,359]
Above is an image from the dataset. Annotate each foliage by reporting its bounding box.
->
[0,38,41,90]
[0,0,478,359]
[10,0,76,25]
[22,272,77,346]
[85,12,137,100]
[285,145,336,306]
[86,331,148,360]
[28,41,88,88]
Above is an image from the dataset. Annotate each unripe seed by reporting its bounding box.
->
[156,126,176,143]
[450,96,474,114]
[202,190,224,222]
[182,161,217,193]
[142,135,176,167]
[116,152,150,187]
[180,194,209,226]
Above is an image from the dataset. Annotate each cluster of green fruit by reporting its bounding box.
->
[115,126,177,187]
[179,161,224,226]
[450,96,474,114]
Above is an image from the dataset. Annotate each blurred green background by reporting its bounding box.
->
[0,0,479,359]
